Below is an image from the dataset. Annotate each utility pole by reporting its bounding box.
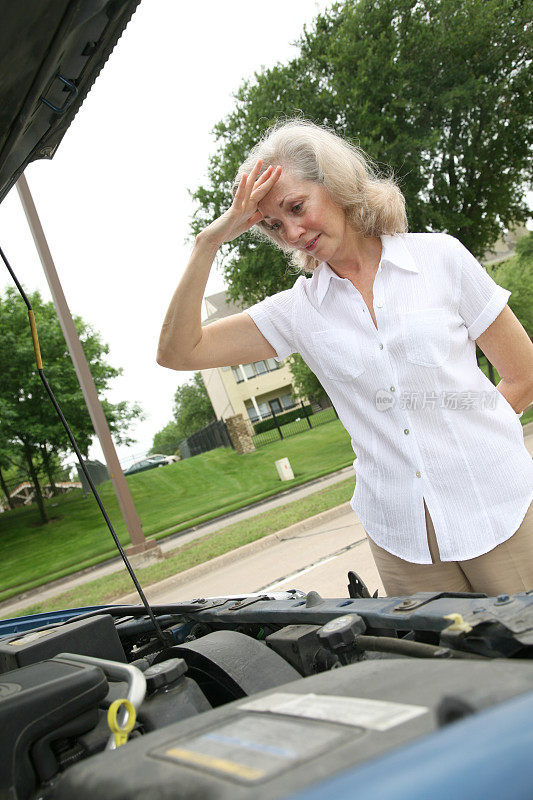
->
[16,172,157,558]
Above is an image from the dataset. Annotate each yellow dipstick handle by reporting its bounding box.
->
[28,310,43,369]
[107,698,136,748]
[443,613,473,633]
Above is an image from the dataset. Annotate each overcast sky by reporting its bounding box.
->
[0,0,335,466]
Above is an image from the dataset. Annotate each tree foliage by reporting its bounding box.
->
[288,354,328,404]
[0,287,143,521]
[151,373,215,454]
[190,0,532,306]
[487,231,533,338]
[172,373,215,437]
[149,421,183,456]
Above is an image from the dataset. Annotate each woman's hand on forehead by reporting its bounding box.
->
[201,159,281,247]
[238,158,282,220]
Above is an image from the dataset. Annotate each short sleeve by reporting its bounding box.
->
[453,236,511,340]
[245,281,300,361]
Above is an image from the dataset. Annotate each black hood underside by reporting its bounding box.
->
[0,0,141,205]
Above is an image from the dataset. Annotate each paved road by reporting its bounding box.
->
[117,506,385,604]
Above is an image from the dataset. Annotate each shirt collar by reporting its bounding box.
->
[313,234,418,306]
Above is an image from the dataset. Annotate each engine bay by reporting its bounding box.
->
[2,585,533,799]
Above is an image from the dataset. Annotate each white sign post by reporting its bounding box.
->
[275,457,294,481]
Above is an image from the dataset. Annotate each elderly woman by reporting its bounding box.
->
[158,119,533,597]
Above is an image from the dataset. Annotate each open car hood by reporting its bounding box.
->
[0,0,140,205]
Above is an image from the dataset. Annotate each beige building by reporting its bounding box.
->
[200,291,299,425]
[483,224,529,265]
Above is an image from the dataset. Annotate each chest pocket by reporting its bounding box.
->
[307,328,365,383]
[401,308,450,368]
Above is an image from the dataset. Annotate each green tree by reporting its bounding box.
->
[190,0,532,305]
[173,373,215,437]
[288,354,328,405]
[486,231,533,338]
[0,287,143,523]
[0,431,16,510]
[149,421,183,456]
[150,373,216,455]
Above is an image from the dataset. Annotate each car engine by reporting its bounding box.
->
[2,582,533,800]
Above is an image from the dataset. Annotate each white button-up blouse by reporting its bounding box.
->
[246,232,533,563]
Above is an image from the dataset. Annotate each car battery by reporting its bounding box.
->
[0,613,125,673]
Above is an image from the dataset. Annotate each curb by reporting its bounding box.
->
[116,501,354,603]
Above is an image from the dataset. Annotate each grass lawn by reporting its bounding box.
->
[0,420,354,602]
[5,477,356,619]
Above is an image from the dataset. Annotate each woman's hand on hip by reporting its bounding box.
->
[201,160,281,247]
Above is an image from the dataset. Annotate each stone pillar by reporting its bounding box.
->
[226,414,256,454]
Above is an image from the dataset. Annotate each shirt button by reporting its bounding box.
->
[390,386,395,392]
[379,343,384,350]
[404,429,410,435]
[376,301,383,309]
[416,470,421,478]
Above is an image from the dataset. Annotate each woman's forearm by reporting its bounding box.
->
[156,231,221,370]
[497,378,533,415]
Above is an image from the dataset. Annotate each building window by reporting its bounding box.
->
[247,406,259,422]
[281,393,295,409]
[258,402,270,417]
[269,398,283,414]
[232,359,280,383]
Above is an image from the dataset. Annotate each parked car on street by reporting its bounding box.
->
[123,454,177,476]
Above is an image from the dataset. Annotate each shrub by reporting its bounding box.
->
[253,405,313,434]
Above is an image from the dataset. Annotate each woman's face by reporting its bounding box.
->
[256,168,350,264]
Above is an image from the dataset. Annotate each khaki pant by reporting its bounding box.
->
[367,500,533,596]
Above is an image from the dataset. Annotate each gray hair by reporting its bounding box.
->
[233,118,408,272]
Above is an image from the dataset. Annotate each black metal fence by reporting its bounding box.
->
[179,419,233,459]
[252,401,338,448]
